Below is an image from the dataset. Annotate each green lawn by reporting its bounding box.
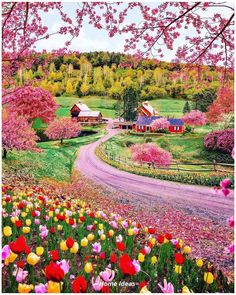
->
[2,126,105,182]
[150,98,186,118]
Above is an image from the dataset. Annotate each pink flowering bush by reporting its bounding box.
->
[130,143,172,168]
[151,118,170,132]
[204,129,234,155]
[182,110,207,129]
[45,117,81,144]
[2,111,39,158]
[6,86,59,123]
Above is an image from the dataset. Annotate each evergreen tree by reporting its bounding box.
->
[76,80,83,96]
[183,101,191,114]
[193,88,216,112]
[122,85,138,121]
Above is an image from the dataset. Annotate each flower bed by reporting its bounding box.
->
[96,147,234,187]
[2,184,234,293]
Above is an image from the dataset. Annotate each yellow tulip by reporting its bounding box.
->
[2,201,6,206]
[100,234,106,241]
[108,229,114,237]
[47,281,62,293]
[21,212,27,218]
[183,246,191,254]
[98,223,103,230]
[128,228,134,236]
[49,211,54,217]
[11,216,18,224]
[138,253,145,263]
[70,242,79,254]
[57,225,63,231]
[36,247,44,256]
[5,251,18,265]
[204,272,214,284]
[23,227,30,234]
[178,239,183,248]
[140,286,151,293]
[3,226,12,237]
[150,238,156,246]
[182,286,192,293]
[25,219,31,226]
[81,237,88,247]
[54,217,58,222]
[87,233,94,241]
[196,259,203,268]
[60,240,68,251]
[84,262,93,273]
[163,238,169,243]
[27,253,40,266]
[175,265,182,274]
[18,284,34,293]
[151,256,157,265]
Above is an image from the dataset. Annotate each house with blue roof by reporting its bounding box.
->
[118,101,184,133]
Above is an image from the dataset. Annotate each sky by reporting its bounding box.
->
[35,1,233,63]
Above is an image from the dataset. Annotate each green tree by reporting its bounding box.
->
[66,80,74,95]
[193,88,216,112]
[122,85,139,121]
[183,101,191,114]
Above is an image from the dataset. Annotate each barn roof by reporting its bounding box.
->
[141,101,158,116]
[135,116,184,126]
[74,102,91,111]
[78,111,101,117]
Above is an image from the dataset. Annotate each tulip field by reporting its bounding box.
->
[2,182,234,293]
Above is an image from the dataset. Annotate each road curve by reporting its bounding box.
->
[76,119,234,221]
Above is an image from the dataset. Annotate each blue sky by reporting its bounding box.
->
[35,1,232,62]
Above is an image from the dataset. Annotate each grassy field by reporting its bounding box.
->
[103,127,233,171]
[150,98,186,118]
[2,126,105,182]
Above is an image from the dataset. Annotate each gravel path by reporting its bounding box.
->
[76,120,234,223]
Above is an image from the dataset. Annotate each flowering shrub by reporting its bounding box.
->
[130,143,172,168]
[182,110,207,128]
[151,118,170,131]
[2,185,234,293]
[204,129,234,155]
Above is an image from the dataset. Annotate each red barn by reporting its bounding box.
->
[70,102,102,123]
[138,101,159,117]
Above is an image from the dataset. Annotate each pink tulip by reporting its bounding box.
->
[39,225,49,238]
[13,268,28,283]
[226,243,234,254]
[34,219,40,225]
[158,279,174,293]
[132,259,141,273]
[122,221,128,228]
[57,260,69,274]
[116,235,123,243]
[220,178,231,189]
[110,221,118,229]
[35,283,47,293]
[100,268,115,282]
[91,276,103,291]
[231,147,234,159]
[2,245,10,260]
[221,187,231,197]
[144,246,151,254]
[92,242,101,253]
[87,225,93,231]
[227,216,234,227]
[70,274,75,280]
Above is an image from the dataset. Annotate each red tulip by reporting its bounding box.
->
[174,253,185,265]
[79,216,86,222]
[148,227,155,234]
[50,227,55,234]
[100,252,106,260]
[116,241,126,251]
[45,261,65,282]
[157,235,164,244]
[119,254,136,275]
[102,286,111,293]
[66,237,75,248]
[15,220,23,228]
[9,236,27,254]
[110,253,117,263]
[17,261,25,268]
[72,276,87,293]
[69,218,74,226]
[51,250,59,261]
[139,281,147,290]
[165,233,172,240]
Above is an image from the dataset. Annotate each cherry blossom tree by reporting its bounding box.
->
[182,110,207,131]
[45,117,81,144]
[2,111,39,158]
[2,1,234,85]
[151,118,170,132]
[207,85,234,123]
[130,143,172,168]
[5,86,59,123]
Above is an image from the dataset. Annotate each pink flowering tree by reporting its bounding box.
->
[45,117,81,144]
[5,86,59,123]
[2,111,39,158]
[182,110,207,132]
[130,143,172,168]
[151,118,170,132]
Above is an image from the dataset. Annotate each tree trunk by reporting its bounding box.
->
[3,148,7,158]
[60,138,63,144]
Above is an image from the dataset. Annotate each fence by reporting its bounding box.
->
[99,147,234,174]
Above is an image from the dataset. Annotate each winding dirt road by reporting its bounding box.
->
[76,120,234,222]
